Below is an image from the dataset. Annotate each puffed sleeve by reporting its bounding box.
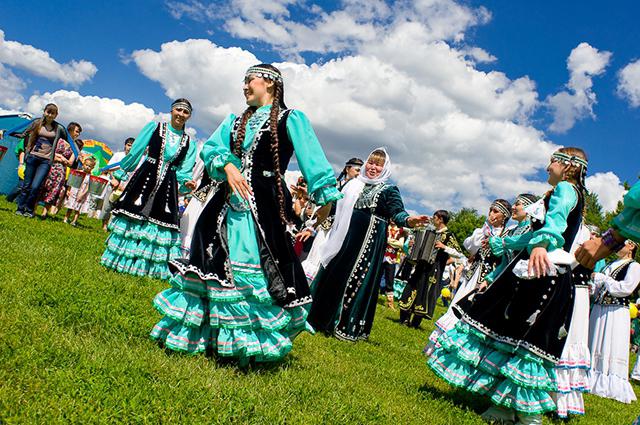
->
[286,110,342,206]
[527,181,578,253]
[464,227,485,256]
[200,114,242,181]
[175,137,197,191]
[121,121,157,172]
[613,181,640,242]
[593,262,640,297]
[489,230,535,257]
[379,186,409,227]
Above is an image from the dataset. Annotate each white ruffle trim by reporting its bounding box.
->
[555,367,589,393]
[556,343,590,369]
[551,391,585,418]
[589,370,637,403]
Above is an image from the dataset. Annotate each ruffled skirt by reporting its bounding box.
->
[551,286,590,417]
[428,321,557,415]
[150,265,312,364]
[424,266,481,356]
[588,304,637,403]
[101,215,181,280]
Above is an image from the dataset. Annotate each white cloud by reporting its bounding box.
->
[128,31,555,212]
[26,90,158,148]
[0,63,26,108]
[0,29,97,86]
[617,58,640,107]
[586,172,627,212]
[166,0,490,59]
[546,42,611,133]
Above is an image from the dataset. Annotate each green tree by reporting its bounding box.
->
[584,191,606,231]
[448,208,485,254]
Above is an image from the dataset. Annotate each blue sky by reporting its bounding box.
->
[0,0,637,213]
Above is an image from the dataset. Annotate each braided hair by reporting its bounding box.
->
[265,66,289,226]
[558,146,588,198]
[238,64,289,226]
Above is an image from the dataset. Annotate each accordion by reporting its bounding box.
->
[408,227,438,264]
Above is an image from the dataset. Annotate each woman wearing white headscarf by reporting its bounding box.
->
[307,148,428,341]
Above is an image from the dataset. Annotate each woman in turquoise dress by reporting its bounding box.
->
[101,99,196,280]
[150,64,341,365]
[428,147,590,425]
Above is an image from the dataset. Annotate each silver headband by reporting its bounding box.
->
[491,201,511,219]
[551,151,588,169]
[245,66,283,83]
[515,194,538,208]
[172,101,192,114]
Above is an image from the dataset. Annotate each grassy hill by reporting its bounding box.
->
[0,197,638,424]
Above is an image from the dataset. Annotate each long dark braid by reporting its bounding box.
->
[233,107,256,157]
[269,81,288,226]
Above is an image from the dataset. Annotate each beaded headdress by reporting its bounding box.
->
[551,151,588,169]
[245,65,283,83]
[491,199,512,220]
[515,193,539,208]
[171,100,192,114]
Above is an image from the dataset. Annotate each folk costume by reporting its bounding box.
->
[398,226,461,327]
[428,179,586,419]
[424,203,509,352]
[308,148,413,341]
[101,119,196,280]
[588,257,640,403]
[549,224,593,418]
[179,158,218,257]
[151,66,341,364]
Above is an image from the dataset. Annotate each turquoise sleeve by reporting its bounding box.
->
[287,110,342,206]
[613,180,640,242]
[121,122,156,172]
[528,181,578,252]
[490,231,536,257]
[201,114,242,181]
[175,138,197,192]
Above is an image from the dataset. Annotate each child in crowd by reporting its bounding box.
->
[63,156,96,226]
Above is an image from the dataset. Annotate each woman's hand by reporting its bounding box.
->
[406,215,429,228]
[575,236,616,269]
[295,229,314,242]
[224,163,252,200]
[528,246,551,278]
[185,180,197,191]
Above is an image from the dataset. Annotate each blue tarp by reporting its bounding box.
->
[0,114,32,195]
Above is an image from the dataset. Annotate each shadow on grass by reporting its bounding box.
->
[418,381,488,415]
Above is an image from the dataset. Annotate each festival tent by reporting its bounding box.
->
[80,139,113,175]
[0,113,33,195]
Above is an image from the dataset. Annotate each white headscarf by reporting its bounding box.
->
[320,147,392,267]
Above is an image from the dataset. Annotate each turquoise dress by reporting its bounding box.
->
[613,180,640,241]
[428,182,585,415]
[101,121,196,280]
[151,105,341,363]
[484,219,534,285]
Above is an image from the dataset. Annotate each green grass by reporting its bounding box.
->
[0,196,638,424]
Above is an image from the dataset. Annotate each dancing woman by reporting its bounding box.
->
[428,147,589,425]
[424,199,510,350]
[588,239,640,403]
[307,148,428,341]
[101,99,196,279]
[151,64,341,364]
